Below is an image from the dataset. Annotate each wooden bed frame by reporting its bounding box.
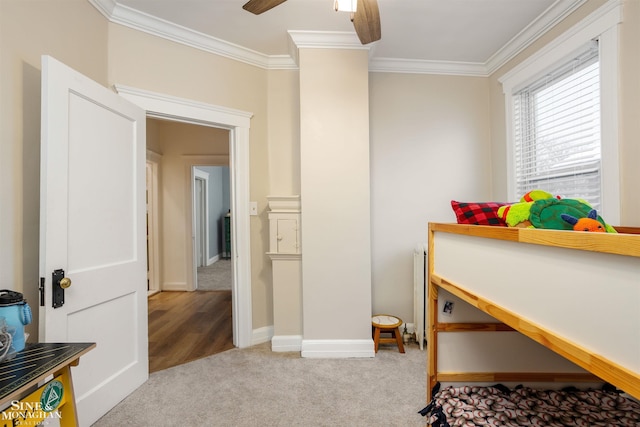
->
[427,223,640,402]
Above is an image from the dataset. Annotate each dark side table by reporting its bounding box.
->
[0,342,95,427]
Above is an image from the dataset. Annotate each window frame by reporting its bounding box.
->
[499,2,621,224]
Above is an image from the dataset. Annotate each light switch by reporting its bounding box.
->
[250,201,258,216]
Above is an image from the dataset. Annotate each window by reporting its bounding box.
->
[513,42,601,210]
[500,3,621,222]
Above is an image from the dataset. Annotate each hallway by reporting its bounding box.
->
[148,290,234,372]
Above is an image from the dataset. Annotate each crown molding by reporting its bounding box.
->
[90,0,587,76]
[485,0,588,75]
[89,0,117,16]
[88,0,296,69]
[369,58,487,76]
[287,30,371,67]
[267,195,301,213]
[499,0,622,90]
[287,30,367,50]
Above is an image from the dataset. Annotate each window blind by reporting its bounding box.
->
[513,42,601,210]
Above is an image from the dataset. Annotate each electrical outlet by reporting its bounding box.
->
[443,300,454,316]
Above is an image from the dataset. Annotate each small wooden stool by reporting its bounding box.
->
[372,314,405,353]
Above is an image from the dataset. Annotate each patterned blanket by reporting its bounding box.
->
[420,384,640,426]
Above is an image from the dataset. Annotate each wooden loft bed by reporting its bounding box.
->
[427,222,640,402]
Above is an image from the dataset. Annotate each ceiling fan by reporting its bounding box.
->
[242,0,381,45]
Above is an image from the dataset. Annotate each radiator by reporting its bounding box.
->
[413,243,427,350]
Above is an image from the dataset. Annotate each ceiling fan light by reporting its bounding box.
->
[334,0,357,13]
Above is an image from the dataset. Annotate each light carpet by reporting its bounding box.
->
[197,259,231,291]
[93,341,429,426]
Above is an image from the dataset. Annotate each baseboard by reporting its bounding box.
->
[271,335,302,352]
[301,339,375,358]
[404,322,415,334]
[207,254,220,266]
[252,325,274,346]
[161,282,188,291]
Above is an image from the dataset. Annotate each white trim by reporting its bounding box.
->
[266,253,302,261]
[252,325,274,346]
[598,21,621,224]
[193,167,210,275]
[183,156,230,291]
[499,1,622,220]
[287,30,371,68]
[90,0,582,76]
[404,322,415,335]
[114,85,252,128]
[301,339,375,358]
[146,149,162,163]
[287,30,367,49]
[500,1,622,93]
[271,335,303,352]
[485,0,588,75]
[115,84,254,349]
[368,58,487,76]
[504,87,517,200]
[208,253,220,266]
[287,30,369,51]
[230,125,253,349]
[266,195,301,212]
[145,151,161,294]
[162,281,189,292]
[89,0,295,70]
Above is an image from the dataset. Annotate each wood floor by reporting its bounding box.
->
[148,290,234,373]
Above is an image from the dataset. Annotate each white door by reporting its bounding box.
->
[39,56,148,426]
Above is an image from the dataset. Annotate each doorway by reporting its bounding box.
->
[193,165,232,291]
[116,84,254,349]
[146,121,234,370]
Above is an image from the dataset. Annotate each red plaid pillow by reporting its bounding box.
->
[450,200,508,226]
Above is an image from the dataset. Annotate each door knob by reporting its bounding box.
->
[60,277,72,289]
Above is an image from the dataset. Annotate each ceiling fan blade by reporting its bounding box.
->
[242,0,287,15]
[352,0,381,44]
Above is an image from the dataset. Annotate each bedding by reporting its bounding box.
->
[451,190,617,232]
[421,384,640,427]
[450,201,507,226]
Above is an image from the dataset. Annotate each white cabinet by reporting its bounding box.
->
[275,219,298,253]
[267,196,302,352]
[267,196,301,254]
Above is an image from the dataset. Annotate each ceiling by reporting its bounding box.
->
[90,0,585,75]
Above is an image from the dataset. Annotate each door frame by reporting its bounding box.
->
[116,84,253,348]
[146,151,162,295]
[193,167,210,269]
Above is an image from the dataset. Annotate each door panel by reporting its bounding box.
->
[39,55,148,426]
[67,92,136,270]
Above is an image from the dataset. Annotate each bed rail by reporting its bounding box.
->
[427,223,640,402]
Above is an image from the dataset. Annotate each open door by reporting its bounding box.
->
[39,56,148,425]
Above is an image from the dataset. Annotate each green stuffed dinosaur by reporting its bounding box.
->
[497,190,617,233]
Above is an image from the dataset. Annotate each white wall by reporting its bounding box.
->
[0,0,109,340]
[369,73,492,323]
[267,69,301,196]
